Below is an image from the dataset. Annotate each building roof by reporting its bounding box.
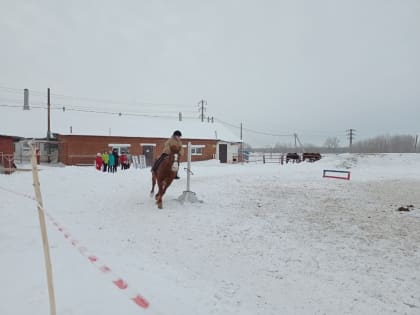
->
[0,106,241,142]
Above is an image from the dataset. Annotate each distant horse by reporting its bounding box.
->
[286,152,300,163]
[302,152,322,162]
[150,145,180,209]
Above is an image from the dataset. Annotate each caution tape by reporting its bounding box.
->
[0,185,151,311]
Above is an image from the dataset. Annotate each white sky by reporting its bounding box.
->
[1,153,420,314]
[1,0,419,147]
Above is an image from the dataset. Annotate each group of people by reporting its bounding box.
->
[95,148,130,172]
[94,130,183,176]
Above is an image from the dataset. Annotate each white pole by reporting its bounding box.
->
[31,143,57,315]
[186,142,192,191]
[178,141,202,204]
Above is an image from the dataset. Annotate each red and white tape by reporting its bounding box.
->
[46,212,150,309]
[0,185,152,311]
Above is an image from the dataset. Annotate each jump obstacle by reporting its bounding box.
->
[323,169,351,180]
[178,142,203,204]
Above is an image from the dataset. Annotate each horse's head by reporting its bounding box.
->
[171,153,179,171]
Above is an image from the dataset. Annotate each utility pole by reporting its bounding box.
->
[198,99,207,122]
[47,88,51,140]
[240,122,243,162]
[346,129,356,152]
[47,88,51,163]
[415,135,418,152]
[293,133,305,153]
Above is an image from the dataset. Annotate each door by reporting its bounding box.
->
[219,144,227,163]
[142,145,154,167]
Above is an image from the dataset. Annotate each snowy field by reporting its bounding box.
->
[1,153,420,315]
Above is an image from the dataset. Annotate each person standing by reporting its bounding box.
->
[108,150,115,173]
[151,130,184,179]
[120,153,128,170]
[101,151,109,172]
[112,148,119,173]
[95,153,103,171]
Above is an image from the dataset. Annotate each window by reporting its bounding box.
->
[191,145,205,155]
[109,144,131,155]
[22,141,31,152]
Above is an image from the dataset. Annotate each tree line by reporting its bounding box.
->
[246,134,419,153]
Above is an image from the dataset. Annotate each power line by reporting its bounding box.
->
[0,86,200,116]
[242,127,294,137]
[215,118,294,137]
[4,86,416,145]
[0,103,198,119]
[0,85,195,109]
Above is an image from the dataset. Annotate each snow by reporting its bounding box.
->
[1,153,420,315]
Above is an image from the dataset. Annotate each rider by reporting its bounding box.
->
[151,130,184,179]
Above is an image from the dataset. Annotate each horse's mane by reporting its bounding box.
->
[168,143,181,154]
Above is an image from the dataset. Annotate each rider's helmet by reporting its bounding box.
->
[173,130,182,137]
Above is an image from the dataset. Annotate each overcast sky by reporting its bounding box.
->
[1,0,419,147]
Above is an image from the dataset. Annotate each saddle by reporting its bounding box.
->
[151,153,168,172]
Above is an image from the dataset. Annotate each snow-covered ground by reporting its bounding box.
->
[1,153,419,315]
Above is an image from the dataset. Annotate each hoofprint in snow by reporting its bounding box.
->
[1,153,419,315]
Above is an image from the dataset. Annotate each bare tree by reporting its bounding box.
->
[324,137,340,152]
[352,134,417,153]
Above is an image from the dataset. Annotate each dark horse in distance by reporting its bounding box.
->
[150,144,180,209]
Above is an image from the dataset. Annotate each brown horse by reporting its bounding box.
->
[150,145,180,209]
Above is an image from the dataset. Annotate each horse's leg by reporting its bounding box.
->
[150,172,156,197]
[156,189,163,208]
[160,181,170,198]
[156,180,167,209]
[157,198,163,209]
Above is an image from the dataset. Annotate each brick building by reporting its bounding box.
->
[1,105,241,167]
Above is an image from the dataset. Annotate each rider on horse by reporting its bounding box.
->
[151,130,184,179]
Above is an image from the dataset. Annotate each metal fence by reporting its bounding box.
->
[245,152,286,164]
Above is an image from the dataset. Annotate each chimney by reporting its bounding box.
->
[179,112,182,121]
[23,89,29,110]
[47,88,51,140]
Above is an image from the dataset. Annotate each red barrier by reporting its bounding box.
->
[323,169,351,180]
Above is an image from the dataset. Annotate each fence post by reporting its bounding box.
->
[31,143,57,315]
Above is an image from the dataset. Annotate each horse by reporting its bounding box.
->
[286,152,300,163]
[302,152,322,162]
[150,145,180,209]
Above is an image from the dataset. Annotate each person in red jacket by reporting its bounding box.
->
[120,153,128,170]
[95,153,103,171]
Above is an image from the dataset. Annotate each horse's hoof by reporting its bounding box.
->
[157,204,163,209]
[149,192,154,198]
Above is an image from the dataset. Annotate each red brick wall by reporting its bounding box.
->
[0,136,14,168]
[56,135,217,165]
[0,136,14,155]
